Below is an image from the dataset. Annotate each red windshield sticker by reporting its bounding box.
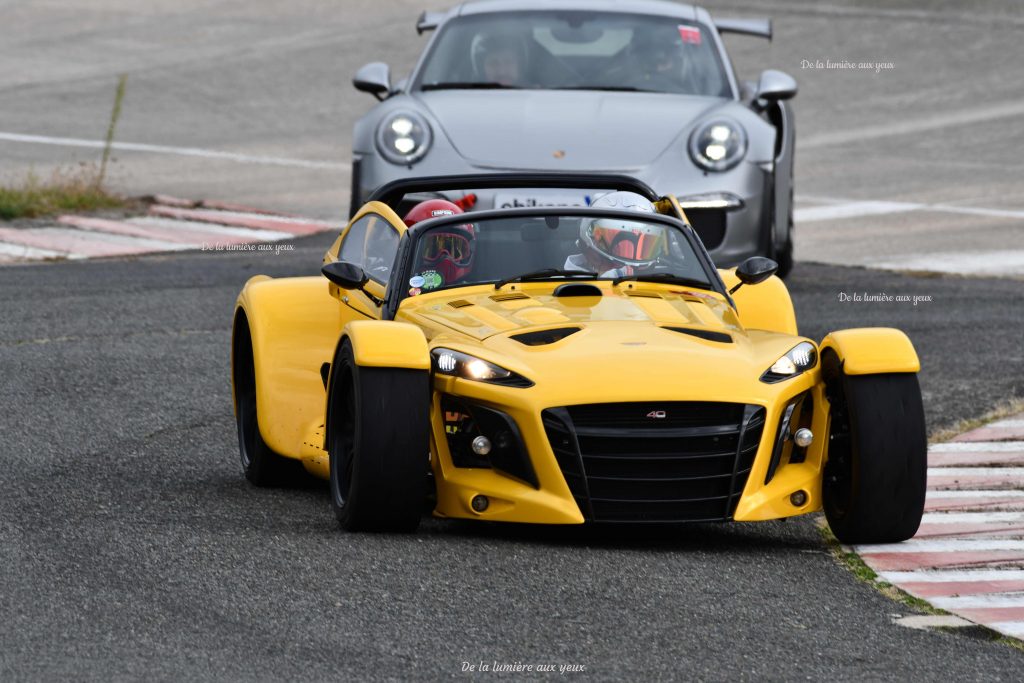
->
[678,25,702,45]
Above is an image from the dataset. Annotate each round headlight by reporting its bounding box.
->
[376,111,432,165]
[688,118,747,172]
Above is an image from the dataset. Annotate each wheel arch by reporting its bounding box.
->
[820,328,920,376]
[718,269,797,335]
[323,320,430,447]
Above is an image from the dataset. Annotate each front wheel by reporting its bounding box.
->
[823,362,927,544]
[327,339,430,532]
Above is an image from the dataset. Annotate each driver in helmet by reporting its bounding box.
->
[471,32,529,87]
[404,199,476,289]
[565,191,665,278]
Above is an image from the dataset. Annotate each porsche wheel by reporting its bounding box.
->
[822,358,927,544]
[327,339,429,532]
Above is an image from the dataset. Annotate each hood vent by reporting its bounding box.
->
[664,326,732,344]
[490,292,530,302]
[553,283,602,297]
[511,327,581,346]
[624,290,664,299]
[447,299,474,309]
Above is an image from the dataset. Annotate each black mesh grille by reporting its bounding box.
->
[543,402,765,523]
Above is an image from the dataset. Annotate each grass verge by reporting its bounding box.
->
[929,397,1024,444]
[817,519,943,614]
[0,166,127,220]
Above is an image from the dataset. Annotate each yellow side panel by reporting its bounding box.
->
[719,269,798,336]
[238,276,346,459]
[820,328,920,374]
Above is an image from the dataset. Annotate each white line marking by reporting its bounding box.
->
[856,539,1024,554]
[930,594,1024,609]
[0,242,67,259]
[873,251,1024,277]
[929,468,1024,478]
[800,100,1024,149]
[0,131,348,171]
[991,420,1024,429]
[921,513,1024,524]
[793,201,920,222]
[794,198,1024,223]
[990,621,1024,638]
[182,209,336,227]
[127,217,294,242]
[931,442,1024,453]
[880,570,1024,583]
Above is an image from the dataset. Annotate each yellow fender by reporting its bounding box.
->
[820,328,920,375]
[718,269,798,336]
[234,275,345,459]
[341,320,430,369]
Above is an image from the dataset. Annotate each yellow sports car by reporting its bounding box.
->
[232,174,926,543]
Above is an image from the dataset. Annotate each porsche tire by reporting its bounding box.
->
[822,360,927,544]
[327,339,429,532]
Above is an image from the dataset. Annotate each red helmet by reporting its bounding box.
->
[402,198,463,227]
[403,199,476,284]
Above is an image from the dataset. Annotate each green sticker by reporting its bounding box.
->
[421,270,443,290]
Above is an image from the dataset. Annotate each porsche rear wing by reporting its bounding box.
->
[713,17,772,41]
[367,173,660,211]
[419,10,772,40]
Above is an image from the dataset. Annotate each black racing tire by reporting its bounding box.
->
[236,361,295,487]
[327,339,430,532]
[822,357,927,544]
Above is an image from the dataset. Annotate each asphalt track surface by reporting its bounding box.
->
[2,0,1023,679]
[1,238,1022,680]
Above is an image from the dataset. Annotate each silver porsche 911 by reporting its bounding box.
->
[350,0,798,275]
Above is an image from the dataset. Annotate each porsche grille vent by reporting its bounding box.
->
[490,292,531,302]
[447,299,474,309]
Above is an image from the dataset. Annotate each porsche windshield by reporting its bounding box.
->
[417,11,730,97]
[406,213,712,294]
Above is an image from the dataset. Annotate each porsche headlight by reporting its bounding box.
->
[431,348,532,388]
[761,342,817,383]
[376,111,432,165]
[688,118,747,172]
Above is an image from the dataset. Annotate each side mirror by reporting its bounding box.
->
[322,261,369,290]
[730,256,778,294]
[755,69,797,103]
[354,62,391,100]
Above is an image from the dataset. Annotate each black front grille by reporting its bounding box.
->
[543,402,765,523]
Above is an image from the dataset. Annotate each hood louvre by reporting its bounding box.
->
[663,326,733,344]
[624,290,664,299]
[511,327,581,346]
[447,299,474,309]
[490,292,531,302]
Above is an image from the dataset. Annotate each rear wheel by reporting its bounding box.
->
[823,356,927,543]
[327,339,430,532]
[236,358,294,487]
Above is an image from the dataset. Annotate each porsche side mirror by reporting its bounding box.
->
[755,69,797,103]
[322,261,369,290]
[730,256,778,294]
[354,62,391,101]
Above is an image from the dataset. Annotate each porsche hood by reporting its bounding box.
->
[416,90,724,170]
